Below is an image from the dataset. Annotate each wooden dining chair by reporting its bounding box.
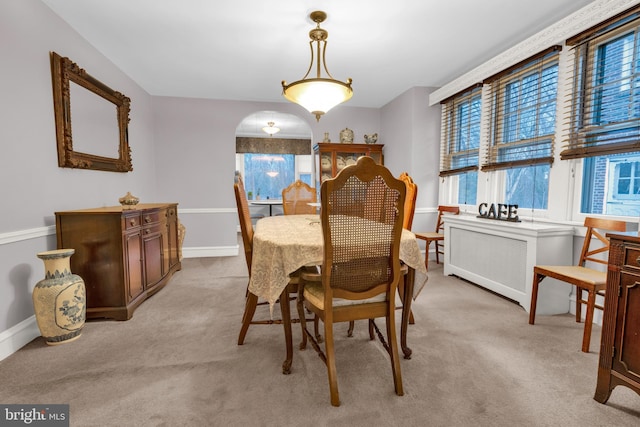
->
[529,216,627,353]
[398,173,418,320]
[347,171,419,336]
[296,156,405,406]
[234,174,300,350]
[398,172,417,230]
[349,171,419,336]
[281,180,317,215]
[414,205,460,270]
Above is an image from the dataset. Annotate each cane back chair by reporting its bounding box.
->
[296,156,406,406]
[282,180,317,215]
[234,175,300,359]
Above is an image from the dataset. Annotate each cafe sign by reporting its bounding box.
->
[477,202,520,222]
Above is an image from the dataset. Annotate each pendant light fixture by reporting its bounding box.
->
[262,121,280,136]
[282,11,353,121]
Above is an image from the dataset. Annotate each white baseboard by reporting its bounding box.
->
[0,316,39,362]
[182,245,239,258]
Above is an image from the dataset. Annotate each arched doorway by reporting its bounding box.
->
[235,111,314,216]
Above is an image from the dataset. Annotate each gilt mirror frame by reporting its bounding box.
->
[50,51,133,172]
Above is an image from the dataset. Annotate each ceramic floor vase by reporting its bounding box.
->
[33,249,86,345]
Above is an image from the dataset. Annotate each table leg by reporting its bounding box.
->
[401,268,415,360]
[280,288,293,374]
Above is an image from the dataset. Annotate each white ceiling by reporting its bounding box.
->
[41,0,596,137]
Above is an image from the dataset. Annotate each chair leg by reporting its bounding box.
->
[424,240,431,272]
[238,292,258,345]
[582,290,597,353]
[401,267,415,360]
[387,311,404,396]
[280,289,293,375]
[324,318,340,407]
[347,321,355,337]
[296,284,308,350]
[398,276,415,324]
[576,287,583,323]
[314,316,322,342]
[529,272,544,325]
[368,319,375,340]
[434,240,440,265]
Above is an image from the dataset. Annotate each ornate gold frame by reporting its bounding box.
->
[50,51,132,172]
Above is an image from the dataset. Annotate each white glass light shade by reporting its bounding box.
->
[283,78,353,121]
[262,122,280,136]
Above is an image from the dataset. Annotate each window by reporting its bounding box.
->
[613,159,640,199]
[439,85,482,205]
[565,8,640,216]
[483,47,560,210]
[581,154,640,216]
[236,153,312,200]
[235,137,312,200]
[241,153,293,200]
[457,170,477,205]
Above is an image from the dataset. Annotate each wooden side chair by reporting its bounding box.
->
[351,171,419,336]
[397,172,418,324]
[347,172,418,337]
[398,172,417,230]
[234,175,300,350]
[415,205,460,270]
[529,216,627,353]
[296,156,405,406]
[282,180,317,215]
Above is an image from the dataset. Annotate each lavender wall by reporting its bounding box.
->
[0,0,440,358]
[0,1,157,348]
[381,87,442,232]
[152,97,385,250]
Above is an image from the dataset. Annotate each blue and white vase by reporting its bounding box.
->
[33,249,86,345]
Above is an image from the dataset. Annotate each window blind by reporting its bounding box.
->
[439,84,482,177]
[562,6,640,160]
[482,46,561,172]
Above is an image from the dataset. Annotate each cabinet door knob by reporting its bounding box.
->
[636,256,640,266]
[130,219,136,226]
[144,216,151,223]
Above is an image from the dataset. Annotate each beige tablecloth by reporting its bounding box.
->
[248,214,428,310]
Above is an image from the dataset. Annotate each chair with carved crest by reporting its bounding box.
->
[296,156,405,406]
[282,180,317,215]
[235,174,301,361]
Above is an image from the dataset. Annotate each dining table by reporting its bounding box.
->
[248,214,428,374]
[249,198,283,216]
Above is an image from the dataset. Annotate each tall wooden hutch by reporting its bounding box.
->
[314,143,384,186]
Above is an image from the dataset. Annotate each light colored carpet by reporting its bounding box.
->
[1,252,639,426]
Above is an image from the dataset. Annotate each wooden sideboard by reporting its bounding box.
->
[594,232,640,403]
[55,203,181,320]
